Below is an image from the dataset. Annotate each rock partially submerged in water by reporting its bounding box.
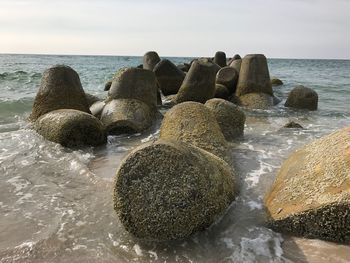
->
[216,66,239,94]
[153,59,185,96]
[283,121,303,129]
[174,60,217,104]
[100,99,156,135]
[271,78,284,86]
[205,98,246,141]
[113,139,236,241]
[214,51,227,67]
[285,85,318,111]
[160,101,228,159]
[108,67,158,109]
[30,65,90,121]
[264,126,350,243]
[34,109,106,147]
[143,51,161,71]
[238,92,274,109]
[236,54,273,97]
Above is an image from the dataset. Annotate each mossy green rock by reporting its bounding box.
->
[265,126,350,243]
[160,101,228,159]
[34,109,106,147]
[238,92,274,109]
[174,60,217,104]
[205,98,246,141]
[30,65,90,121]
[236,54,273,97]
[100,99,155,135]
[114,139,236,241]
[153,59,185,96]
[108,67,158,109]
[143,51,161,71]
[285,85,318,111]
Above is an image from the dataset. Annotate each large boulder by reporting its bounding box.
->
[205,99,246,141]
[100,99,156,135]
[238,92,274,109]
[34,109,106,147]
[216,66,239,94]
[114,139,236,241]
[160,102,227,159]
[143,51,161,71]
[284,85,318,111]
[108,67,158,109]
[236,54,273,97]
[229,59,242,74]
[30,65,90,121]
[214,84,230,100]
[214,51,227,67]
[153,59,186,96]
[265,126,350,243]
[174,60,217,104]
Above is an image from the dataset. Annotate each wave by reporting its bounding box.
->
[0,98,33,117]
[0,71,42,81]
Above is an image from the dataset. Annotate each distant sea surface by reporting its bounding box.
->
[0,54,349,263]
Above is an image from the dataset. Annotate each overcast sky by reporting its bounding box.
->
[0,0,349,59]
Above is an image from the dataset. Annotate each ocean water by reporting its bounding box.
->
[0,54,349,263]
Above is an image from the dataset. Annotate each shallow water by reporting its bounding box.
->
[0,54,349,262]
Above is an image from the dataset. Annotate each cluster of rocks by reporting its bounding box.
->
[29,50,345,244]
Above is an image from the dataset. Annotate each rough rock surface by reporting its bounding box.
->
[265,126,350,242]
[283,121,304,129]
[34,109,106,147]
[285,85,318,111]
[113,139,236,241]
[30,65,90,121]
[143,51,161,71]
[238,93,274,109]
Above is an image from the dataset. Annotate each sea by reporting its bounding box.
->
[0,54,349,263]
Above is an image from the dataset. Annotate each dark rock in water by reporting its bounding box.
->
[136,64,143,69]
[205,98,246,141]
[174,60,217,104]
[264,126,350,243]
[160,101,228,159]
[85,93,101,106]
[143,51,161,71]
[271,78,284,86]
[273,96,282,105]
[113,139,236,241]
[229,59,242,74]
[214,51,227,67]
[153,59,186,96]
[283,121,304,129]
[216,66,239,94]
[214,84,230,100]
[90,100,106,119]
[177,63,191,72]
[108,67,158,109]
[100,99,156,135]
[104,80,112,91]
[30,65,90,121]
[34,109,106,147]
[236,54,273,97]
[238,92,274,109]
[285,85,318,111]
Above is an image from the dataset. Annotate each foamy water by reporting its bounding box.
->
[0,54,349,262]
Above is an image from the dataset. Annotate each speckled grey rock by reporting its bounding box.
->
[174,60,217,104]
[153,59,186,96]
[160,101,228,159]
[113,139,236,241]
[108,67,158,109]
[216,66,239,94]
[30,65,90,121]
[236,54,273,97]
[100,99,156,135]
[285,85,318,111]
[143,51,161,71]
[238,92,274,109]
[214,51,227,67]
[205,98,246,141]
[265,126,350,243]
[214,84,230,100]
[34,109,106,147]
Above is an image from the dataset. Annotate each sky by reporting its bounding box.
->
[0,0,349,59]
